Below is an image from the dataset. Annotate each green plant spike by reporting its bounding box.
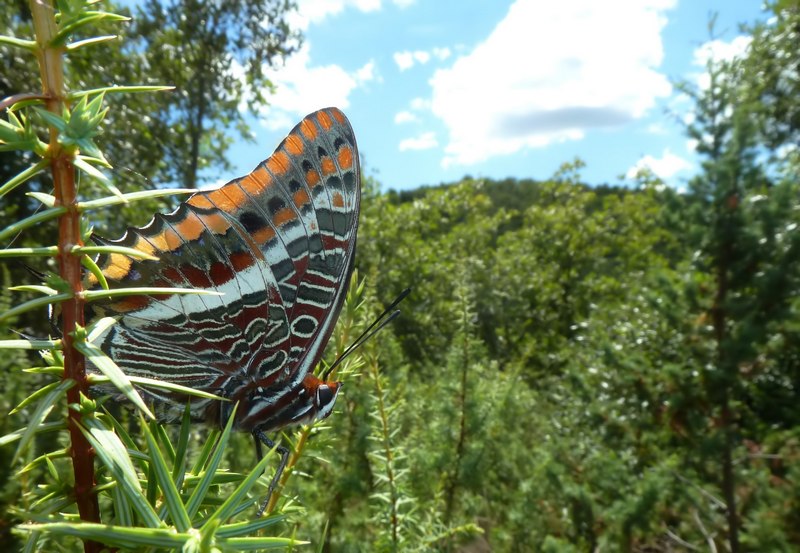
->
[73,338,156,420]
[0,159,49,197]
[11,379,75,463]
[140,417,192,532]
[79,415,163,528]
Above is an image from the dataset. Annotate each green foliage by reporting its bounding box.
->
[1,1,798,552]
[350,111,798,550]
[0,2,310,551]
[8,400,296,551]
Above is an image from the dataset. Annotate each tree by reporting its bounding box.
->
[674,20,800,549]
[132,0,300,188]
[741,2,800,165]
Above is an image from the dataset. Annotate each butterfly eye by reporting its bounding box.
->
[315,383,341,420]
[316,384,335,409]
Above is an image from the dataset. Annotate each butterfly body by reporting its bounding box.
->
[88,108,359,439]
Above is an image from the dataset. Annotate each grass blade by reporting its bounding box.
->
[73,339,155,420]
[185,404,238,519]
[80,416,162,528]
[12,379,74,463]
[141,418,191,532]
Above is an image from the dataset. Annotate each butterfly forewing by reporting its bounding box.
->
[89,108,360,429]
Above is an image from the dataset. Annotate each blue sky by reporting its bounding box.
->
[219,0,767,192]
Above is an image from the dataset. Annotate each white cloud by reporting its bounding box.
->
[393,47,451,71]
[646,122,668,135]
[692,35,752,89]
[394,51,415,71]
[432,47,451,61]
[430,0,675,167]
[693,35,751,67]
[399,131,438,151]
[394,97,428,125]
[258,44,375,130]
[413,51,430,64]
[289,0,382,31]
[394,110,418,124]
[355,60,377,84]
[626,149,692,180]
[410,97,430,111]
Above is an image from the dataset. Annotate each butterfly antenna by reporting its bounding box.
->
[322,287,411,380]
[18,263,63,337]
[21,262,47,281]
[3,190,50,250]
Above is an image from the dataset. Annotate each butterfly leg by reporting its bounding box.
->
[253,430,290,517]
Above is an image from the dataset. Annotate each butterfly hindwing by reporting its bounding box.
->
[89,108,360,425]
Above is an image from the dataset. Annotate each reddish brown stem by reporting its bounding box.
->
[29,1,101,551]
[0,92,47,111]
[54,155,101,533]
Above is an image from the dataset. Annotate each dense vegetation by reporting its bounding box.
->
[1,1,798,552]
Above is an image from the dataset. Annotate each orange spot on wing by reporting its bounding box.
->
[132,236,156,257]
[104,253,132,280]
[317,110,333,130]
[306,169,321,187]
[337,145,353,170]
[273,207,296,227]
[145,232,170,252]
[293,188,310,208]
[241,167,271,196]
[162,227,183,250]
[206,183,247,213]
[299,119,318,141]
[188,194,213,210]
[284,135,304,156]
[266,150,290,176]
[174,212,207,242]
[110,295,150,313]
[198,211,231,234]
[321,158,336,176]
[332,192,344,208]
[252,225,276,245]
[331,109,345,124]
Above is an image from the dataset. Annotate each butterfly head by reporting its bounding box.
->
[287,374,342,427]
[313,380,341,421]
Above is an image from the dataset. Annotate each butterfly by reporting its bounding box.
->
[88,107,360,513]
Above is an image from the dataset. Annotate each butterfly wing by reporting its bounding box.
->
[90,108,360,426]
